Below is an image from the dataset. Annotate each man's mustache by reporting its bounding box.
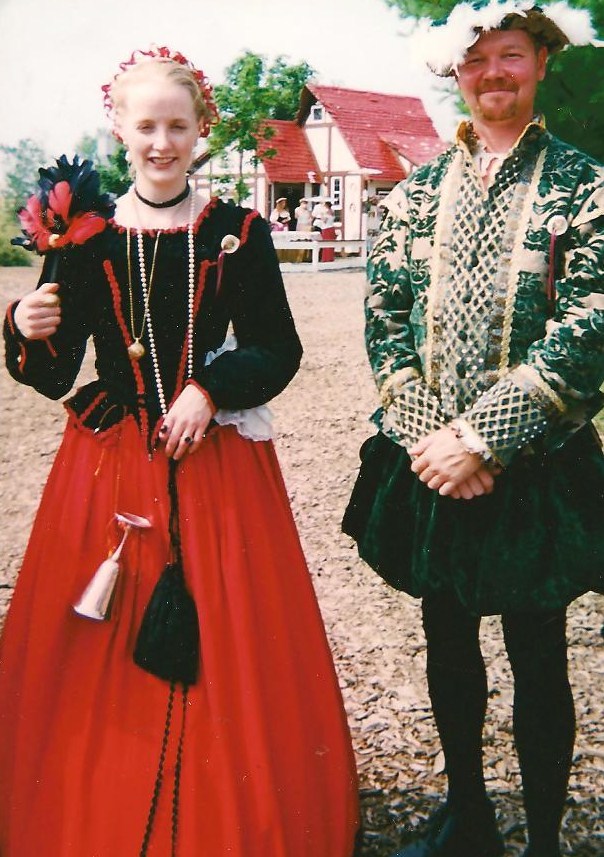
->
[477,80,517,94]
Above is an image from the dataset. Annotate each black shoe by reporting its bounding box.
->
[391,803,505,857]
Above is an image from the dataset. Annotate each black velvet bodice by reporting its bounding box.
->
[4,200,302,444]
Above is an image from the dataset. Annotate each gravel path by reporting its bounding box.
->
[1,266,602,856]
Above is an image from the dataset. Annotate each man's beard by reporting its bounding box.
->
[475,85,518,121]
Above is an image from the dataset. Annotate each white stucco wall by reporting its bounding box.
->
[343,174,362,240]
[304,112,357,175]
[304,125,331,172]
[329,126,358,173]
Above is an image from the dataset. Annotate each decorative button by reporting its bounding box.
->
[547,215,568,237]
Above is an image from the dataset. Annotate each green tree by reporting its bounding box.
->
[0,138,47,265]
[74,131,130,196]
[385,0,604,160]
[95,144,131,197]
[0,138,47,210]
[75,133,101,164]
[0,199,32,266]
[385,0,455,18]
[208,51,315,202]
[535,45,604,161]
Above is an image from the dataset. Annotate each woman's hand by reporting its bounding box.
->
[159,385,214,461]
[13,282,61,339]
[409,427,485,497]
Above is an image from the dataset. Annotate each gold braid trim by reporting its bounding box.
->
[425,152,464,390]
[498,149,547,375]
[380,367,421,408]
[513,364,566,413]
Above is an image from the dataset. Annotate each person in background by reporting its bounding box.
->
[0,45,359,857]
[294,197,313,232]
[312,198,328,231]
[292,198,314,262]
[320,200,337,262]
[269,196,291,231]
[343,3,604,856]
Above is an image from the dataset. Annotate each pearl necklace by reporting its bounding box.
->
[133,186,196,416]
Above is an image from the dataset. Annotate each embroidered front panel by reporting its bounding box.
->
[427,144,544,419]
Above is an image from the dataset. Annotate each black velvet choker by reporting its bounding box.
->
[134,184,190,209]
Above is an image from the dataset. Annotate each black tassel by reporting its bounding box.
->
[133,561,199,685]
[133,460,200,685]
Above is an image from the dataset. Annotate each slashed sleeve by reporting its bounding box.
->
[459,180,604,466]
[365,184,446,449]
[192,213,303,410]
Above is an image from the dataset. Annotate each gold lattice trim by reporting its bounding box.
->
[513,364,566,413]
[380,367,421,408]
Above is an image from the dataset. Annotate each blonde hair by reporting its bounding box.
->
[103,47,219,139]
[112,61,211,130]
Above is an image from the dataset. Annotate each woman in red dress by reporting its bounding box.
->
[0,47,359,857]
[319,201,337,262]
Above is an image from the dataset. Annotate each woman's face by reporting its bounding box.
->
[118,75,201,199]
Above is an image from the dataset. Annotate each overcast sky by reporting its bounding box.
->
[0,0,458,159]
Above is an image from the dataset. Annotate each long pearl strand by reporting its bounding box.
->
[137,186,196,416]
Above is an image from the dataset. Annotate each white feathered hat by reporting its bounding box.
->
[414,0,602,76]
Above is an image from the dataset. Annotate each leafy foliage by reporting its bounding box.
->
[0,200,32,266]
[536,45,604,161]
[0,139,48,210]
[94,145,131,197]
[75,133,101,164]
[208,51,315,202]
[74,132,130,197]
[385,0,604,161]
[0,139,47,265]
[385,0,455,20]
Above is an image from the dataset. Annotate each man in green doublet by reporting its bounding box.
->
[343,2,604,856]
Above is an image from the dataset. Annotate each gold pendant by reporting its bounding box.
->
[128,339,145,360]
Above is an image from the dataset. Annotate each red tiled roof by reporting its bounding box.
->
[380,132,448,165]
[257,120,322,182]
[299,84,444,180]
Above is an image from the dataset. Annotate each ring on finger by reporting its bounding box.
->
[184,436,194,445]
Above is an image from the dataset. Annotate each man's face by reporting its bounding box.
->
[456,29,548,126]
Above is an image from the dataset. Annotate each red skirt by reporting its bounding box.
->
[320,227,336,262]
[0,417,359,856]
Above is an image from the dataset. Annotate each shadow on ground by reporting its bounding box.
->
[356,789,603,856]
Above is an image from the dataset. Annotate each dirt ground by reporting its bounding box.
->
[1,266,602,856]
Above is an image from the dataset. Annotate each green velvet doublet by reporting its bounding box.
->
[343,122,604,615]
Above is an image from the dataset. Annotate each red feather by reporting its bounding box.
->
[64,212,108,246]
[48,181,72,221]
[12,155,114,257]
